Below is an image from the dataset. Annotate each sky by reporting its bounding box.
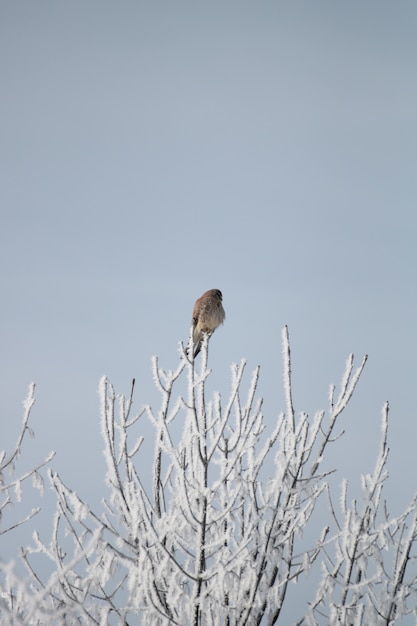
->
[1,0,417,618]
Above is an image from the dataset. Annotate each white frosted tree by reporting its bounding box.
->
[3,328,417,624]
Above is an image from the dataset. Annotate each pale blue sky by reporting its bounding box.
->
[1,1,416,617]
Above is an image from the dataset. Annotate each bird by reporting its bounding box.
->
[189,289,225,358]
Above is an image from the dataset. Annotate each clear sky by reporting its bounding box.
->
[1,0,416,616]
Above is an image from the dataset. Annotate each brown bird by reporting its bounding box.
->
[190,289,225,358]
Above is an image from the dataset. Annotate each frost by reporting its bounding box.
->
[14,479,22,502]
[2,333,417,625]
[0,384,54,541]
[32,470,44,495]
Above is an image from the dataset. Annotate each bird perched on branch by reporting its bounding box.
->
[190,289,225,358]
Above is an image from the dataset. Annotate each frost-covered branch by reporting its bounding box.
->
[0,383,55,536]
[0,384,55,624]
